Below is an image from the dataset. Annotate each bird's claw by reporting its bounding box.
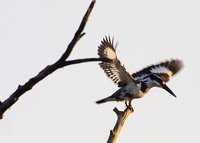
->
[125,102,134,111]
[125,102,129,108]
[125,102,132,108]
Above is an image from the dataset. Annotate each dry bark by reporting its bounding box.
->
[0,2,134,143]
[0,0,99,119]
[107,107,134,143]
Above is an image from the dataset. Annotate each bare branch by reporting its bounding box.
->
[63,57,111,66]
[0,0,96,119]
[59,0,95,61]
[107,107,134,143]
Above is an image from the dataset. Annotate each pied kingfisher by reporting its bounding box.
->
[96,36,183,107]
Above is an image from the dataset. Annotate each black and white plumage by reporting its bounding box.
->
[96,36,183,107]
[132,59,183,95]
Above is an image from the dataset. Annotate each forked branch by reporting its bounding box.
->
[107,107,134,143]
[0,0,97,119]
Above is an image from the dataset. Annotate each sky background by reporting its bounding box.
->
[0,0,200,142]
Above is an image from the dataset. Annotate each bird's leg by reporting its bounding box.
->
[125,101,129,108]
[127,100,134,111]
[128,101,132,108]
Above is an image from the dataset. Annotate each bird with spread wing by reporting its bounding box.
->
[96,36,183,107]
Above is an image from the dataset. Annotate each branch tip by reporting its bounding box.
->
[113,107,120,115]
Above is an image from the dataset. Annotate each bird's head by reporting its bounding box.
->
[148,74,176,98]
[133,59,183,97]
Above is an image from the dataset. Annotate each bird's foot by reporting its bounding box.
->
[124,102,133,111]
[128,105,134,112]
[125,102,129,108]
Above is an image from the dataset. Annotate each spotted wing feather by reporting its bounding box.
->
[98,36,135,87]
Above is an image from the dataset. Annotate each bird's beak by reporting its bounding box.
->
[161,84,177,98]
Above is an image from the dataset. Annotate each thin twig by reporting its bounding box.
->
[59,0,96,61]
[107,107,134,143]
[63,57,111,66]
[0,0,96,119]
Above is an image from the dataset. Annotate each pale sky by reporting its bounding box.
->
[0,0,200,143]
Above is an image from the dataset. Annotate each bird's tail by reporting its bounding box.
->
[96,96,115,104]
[96,88,122,104]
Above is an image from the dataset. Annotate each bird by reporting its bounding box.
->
[96,36,183,107]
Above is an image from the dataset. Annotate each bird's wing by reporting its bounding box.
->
[98,36,136,87]
[132,59,183,82]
